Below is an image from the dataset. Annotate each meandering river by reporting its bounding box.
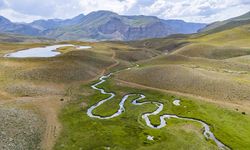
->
[87,72,230,150]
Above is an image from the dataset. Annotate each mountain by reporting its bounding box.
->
[0,16,40,36]
[200,11,250,33]
[0,11,206,41]
[43,11,175,41]
[163,20,206,34]
[41,11,206,41]
[30,14,85,31]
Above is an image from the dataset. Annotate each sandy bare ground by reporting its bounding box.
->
[0,49,120,150]
[116,79,250,113]
[31,96,64,150]
[0,95,65,150]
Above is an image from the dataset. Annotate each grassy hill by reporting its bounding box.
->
[117,23,250,104]
[200,11,250,33]
[0,33,54,43]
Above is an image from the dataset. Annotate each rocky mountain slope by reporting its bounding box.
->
[0,11,206,41]
[0,16,40,36]
[30,14,85,31]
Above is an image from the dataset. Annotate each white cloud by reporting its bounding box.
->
[0,0,249,23]
[139,0,250,23]
[0,8,43,23]
[179,4,250,23]
[79,0,137,14]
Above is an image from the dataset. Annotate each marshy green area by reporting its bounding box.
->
[55,75,250,150]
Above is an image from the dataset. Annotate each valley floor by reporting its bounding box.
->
[1,24,250,150]
[54,65,250,150]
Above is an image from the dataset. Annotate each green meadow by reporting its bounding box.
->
[55,75,250,150]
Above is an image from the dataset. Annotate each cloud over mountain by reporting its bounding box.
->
[0,0,249,23]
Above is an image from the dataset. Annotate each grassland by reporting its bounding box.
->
[0,33,53,43]
[118,24,250,107]
[1,22,250,150]
[0,40,159,149]
[54,74,250,150]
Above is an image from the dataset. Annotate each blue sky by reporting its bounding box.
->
[0,0,250,23]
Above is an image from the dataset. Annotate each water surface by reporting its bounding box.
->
[4,44,91,58]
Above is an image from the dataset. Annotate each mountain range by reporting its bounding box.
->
[0,11,206,41]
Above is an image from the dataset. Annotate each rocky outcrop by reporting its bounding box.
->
[124,22,174,41]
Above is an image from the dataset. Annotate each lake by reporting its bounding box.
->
[4,44,91,58]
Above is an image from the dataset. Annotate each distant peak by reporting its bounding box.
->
[245,11,250,15]
[231,11,250,21]
[78,14,85,17]
[0,16,11,23]
[241,11,250,17]
[31,18,62,23]
[72,14,85,19]
[0,16,8,20]
[88,10,118,16]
